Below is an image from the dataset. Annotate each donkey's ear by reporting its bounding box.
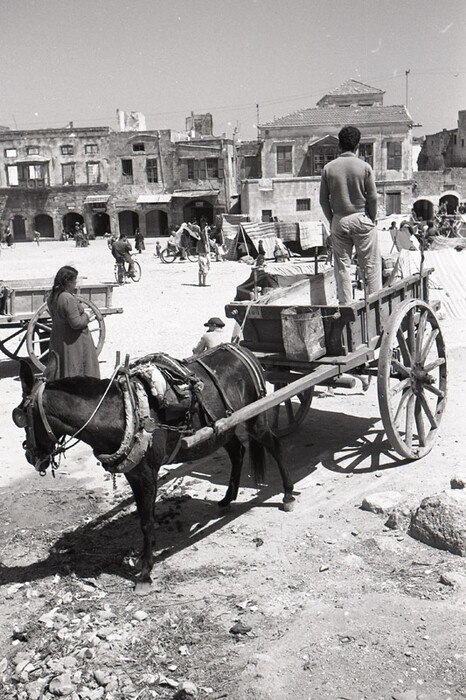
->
[43,351,59,383]
[19,360,35,396]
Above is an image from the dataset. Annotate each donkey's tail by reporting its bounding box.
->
[248,435,267,486]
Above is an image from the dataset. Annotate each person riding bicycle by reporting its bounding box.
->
[111,234,135,276]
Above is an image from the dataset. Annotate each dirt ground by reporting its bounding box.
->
[0,239,465,700]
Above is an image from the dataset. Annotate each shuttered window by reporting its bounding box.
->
[387,142,402,170]
[62,163,75,185]
[276,146,292,174]
[87,162,100,184]
[146,159,158,183]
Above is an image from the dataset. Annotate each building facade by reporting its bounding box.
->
[0,113,238,241]
[238,79,415,223]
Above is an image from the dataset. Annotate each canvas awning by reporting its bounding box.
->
[84,194,111,204]
[172,190,219,198]
[137,194,172,204]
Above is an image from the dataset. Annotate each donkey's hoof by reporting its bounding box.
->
[217,499,232,511]
[134,579,152,596]
[281,499,295,513]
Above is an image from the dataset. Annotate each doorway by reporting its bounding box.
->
[34,214,54,238]
[413,199,434,222]
[118,210,139,237]
[386,192,401,216]
[12,215,27,241]
[182,200,214,225]
[63,212,84,236]
[439,194,459,215]
[145,209,168,237]
[92,212,111,237]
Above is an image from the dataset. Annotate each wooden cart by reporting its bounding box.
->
[182,268,447,461]
[0,278,123,371]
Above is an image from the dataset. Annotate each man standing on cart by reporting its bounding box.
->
[319,125,381,304]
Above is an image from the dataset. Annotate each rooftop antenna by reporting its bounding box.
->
[256,103,260,141]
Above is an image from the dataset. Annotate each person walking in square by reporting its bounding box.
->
[319,125,381,304]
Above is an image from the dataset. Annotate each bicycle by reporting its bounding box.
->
[160,244,198,264]
[114,256,141,284]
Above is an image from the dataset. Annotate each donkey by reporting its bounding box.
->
[13,345,294,592]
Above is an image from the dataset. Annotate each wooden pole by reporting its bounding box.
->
[181,364,339,450]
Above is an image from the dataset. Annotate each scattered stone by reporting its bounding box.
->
[173,680,199,698]
[319,564,329,572]
[361,491,407,516]
[229,622,252,635]
[94,669,109,686]
[25,679,47,700]
[392,691,418,700]
[48,671,74,696]
[439,573,456,586]
[408,491,466,556]
[133,609,148,621]
[451,476,465,489]
[159,674,179,688]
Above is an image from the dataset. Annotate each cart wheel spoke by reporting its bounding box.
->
[396,329,412,365]
[390,376,411,396]
[2,327,26,344]
[415,397,426,446]
[391,359,410,377]
[393,388,411,426]
[420,328,439,364]
[418,389,438,429]
[405,394,415,447]
[423,383,445,399]
[423,357,445,373]
[267,384,314,438]
[415,310,428,360]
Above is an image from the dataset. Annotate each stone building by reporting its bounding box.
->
[239,79,414,222]
[0,113,238,241]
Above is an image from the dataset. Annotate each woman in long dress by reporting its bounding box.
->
[47,266,100,379]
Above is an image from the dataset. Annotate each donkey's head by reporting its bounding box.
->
[12,356,59,473]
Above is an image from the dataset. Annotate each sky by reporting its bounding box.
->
[1,0,465,142]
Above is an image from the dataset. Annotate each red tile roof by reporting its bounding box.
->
[260,105,412,129]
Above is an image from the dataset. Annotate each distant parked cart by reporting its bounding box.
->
[0,278,122,370]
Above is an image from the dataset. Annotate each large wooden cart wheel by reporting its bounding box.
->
[26,296,106,372]
[267,383,314,437]
[0,322,30,362]
[377,299,447,459]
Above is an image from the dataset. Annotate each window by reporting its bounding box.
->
[27,146,39,155]
[359,143,373,168]
[6,165,19,185]
[87,162,100,184]
[296,198,311,211]
[121,159,133,183]
[206,157,219,178]
[462,139,465,148]
[243,155,261,179]
[311,144,338,175]
[61,145,74,155]
[133,143,145,152]
[276,145,292,174]
[62,163,75,185]
[146,158,158,183]
[187,159,196,180]
[387,142,402,170]
[5,148,17,158]
[85,144,99,155]
[262,209,273,222]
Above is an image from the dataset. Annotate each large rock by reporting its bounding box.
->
[408,491,466,556]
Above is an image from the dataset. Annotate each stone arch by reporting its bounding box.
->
[413,198,435,222]
[439,191,460,215]
[118,210,139,237]
[63,212,84,236]
[92,212,111,237]
[145,209,168,237]
[34,213,54,238]
[182,200,214,225]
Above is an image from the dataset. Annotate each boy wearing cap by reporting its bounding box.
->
[192,317,226,354]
